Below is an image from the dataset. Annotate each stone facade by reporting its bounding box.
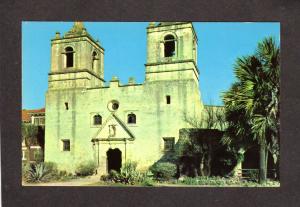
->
[44,22,204,174]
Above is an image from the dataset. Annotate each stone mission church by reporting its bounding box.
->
[45,22,205,174]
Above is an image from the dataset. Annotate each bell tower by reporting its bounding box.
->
[145,22,199,84]
[49,22,105,89]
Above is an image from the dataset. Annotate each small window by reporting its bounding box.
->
[62,140,70,151]
[127,113,136,124]
[166,95,171,104]
[40,118,45,125]
[65,47,74,68]
[65,102,69,110]
[34,117,39,125]
[164,35,175,57]
[93,114,102,125]
[163,137,175,151]
[92,51,98,70]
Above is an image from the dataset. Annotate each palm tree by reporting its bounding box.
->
[222,37,280,183]
[21,123,38,163]
[221,84,256,177]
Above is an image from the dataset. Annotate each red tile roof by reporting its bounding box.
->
[22,108,45,122]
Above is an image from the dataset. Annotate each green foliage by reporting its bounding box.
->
[24,163,51,183]
[43,162,69,181]
[222,37,280,182]
[22,163,32,178]
[23,162,56,182]
[180,176,199,185]
[179,176,226,186]
[100,161,154,186]
[21,123,38,147]
[246,169,259,182]
[43,162,58,174]
[75,160,97,176]
[141,176,154,186]
[108,161,140,185]
[33,150,44,163]
[23,162,76,183]
[177,176,279,187]
[150,162,177,181]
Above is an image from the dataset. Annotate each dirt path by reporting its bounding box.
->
[23,175,100,186]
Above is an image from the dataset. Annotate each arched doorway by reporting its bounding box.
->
[106,148,122,173]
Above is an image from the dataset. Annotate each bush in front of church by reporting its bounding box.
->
[109,161,140,185]
[100,161,154,186]
[150,162,177,181]
[23,162,56,183]
[75,160,97,176]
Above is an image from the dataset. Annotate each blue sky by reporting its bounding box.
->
[22,22,280,109]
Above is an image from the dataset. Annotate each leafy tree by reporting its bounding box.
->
[181,106,226,177]
[222,37,280,183]
[21,123,38,162]
[183,105,226,131]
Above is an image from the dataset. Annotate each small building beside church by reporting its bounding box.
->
[45,22,206,174]
[22,108,45,162]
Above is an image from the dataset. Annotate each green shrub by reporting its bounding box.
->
[181,177,199,185]
[100,173,112,182]
[150,162,177,181]
[110,161,141,185]
[141,177,154,186]
[59,170,67,177]
[178,176,234,186]
[75,160,97,176]
[176,176,279,187]
[137,171,154,186]
[23,162,76,183]
[44,162,58,173]
[34,150,44,163]
[43,162,60,180]
[247,169,259,182]
[25,163,51,183]
[22,163,32,178]
[109,170,123,183]
[100,161,155,186]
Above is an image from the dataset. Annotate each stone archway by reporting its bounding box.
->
[106,148,122,173]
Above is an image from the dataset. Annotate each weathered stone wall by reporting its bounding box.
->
[45,78,203,173]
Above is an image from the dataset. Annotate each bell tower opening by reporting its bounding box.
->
[49,22,106,89]
[107,148,122,173]
[145,22,199,83]
[65,47,74,68]
[164,35,175,57]
[92,51,98,71]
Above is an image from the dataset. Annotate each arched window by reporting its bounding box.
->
[164,35,175,57]
[65,47,74,68]
[92,51,98,70]
[93,114,102,125]
[127,113,136,124]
